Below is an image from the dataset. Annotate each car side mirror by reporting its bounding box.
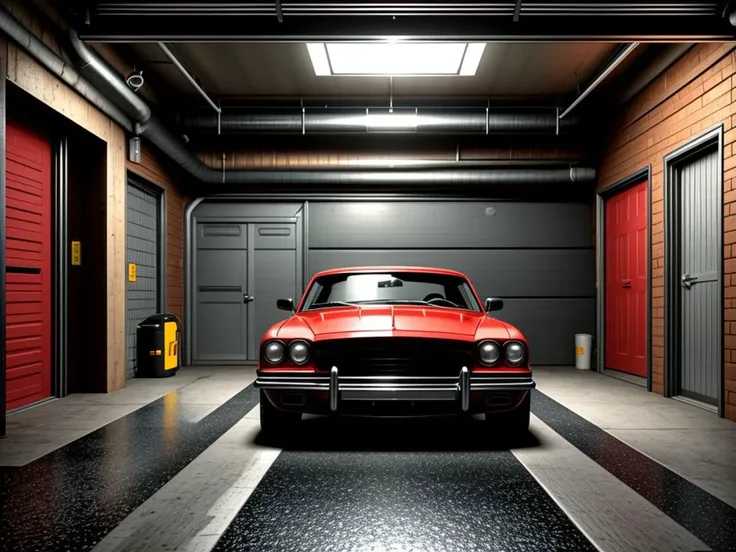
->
[485,297,503,312]
[277,298,295,312]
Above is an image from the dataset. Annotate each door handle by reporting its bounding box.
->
[243,294,255,303]
[681,273,698,289]
[621,279,631,288]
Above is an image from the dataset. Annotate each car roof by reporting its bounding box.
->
[311,266,469,279]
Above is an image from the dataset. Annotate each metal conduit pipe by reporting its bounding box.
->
[137,118,597,184]
[68,30,151,125]
[179,109,580,135]
[0,7,133,132]
[19,20,596,186]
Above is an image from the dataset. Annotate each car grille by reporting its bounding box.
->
[312,338,474,377]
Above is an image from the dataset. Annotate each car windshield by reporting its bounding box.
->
[301,272,481,311]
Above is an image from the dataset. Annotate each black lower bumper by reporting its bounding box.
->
[255,367,535,414]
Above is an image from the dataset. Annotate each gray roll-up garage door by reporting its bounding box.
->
[307,201,595,365]
[126,181,161,378]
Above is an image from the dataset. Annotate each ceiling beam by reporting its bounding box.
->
[70,3,735,42]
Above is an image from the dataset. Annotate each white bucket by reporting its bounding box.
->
[575,334,593,370]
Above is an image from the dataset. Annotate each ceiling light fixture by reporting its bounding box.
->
[306,42,486,77]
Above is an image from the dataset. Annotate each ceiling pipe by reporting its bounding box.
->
[0,6,133,132]
[69,29,151,125]
[559,42,640,120]
[2,12,596,186]
[179,107,581,135]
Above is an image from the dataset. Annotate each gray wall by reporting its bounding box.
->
[126,183,160,379]
[307,201,595,365]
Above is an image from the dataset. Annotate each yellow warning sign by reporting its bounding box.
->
[128,263,137,282]
[576,346,585,355]
[71,241,81,266]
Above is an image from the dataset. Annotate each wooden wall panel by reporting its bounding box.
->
[198,142,585,169]
[597,43,736,421]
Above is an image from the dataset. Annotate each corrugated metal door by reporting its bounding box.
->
[679,149,720,404]
[5,121,52,410]
[604,181,648,377]
[126,182,160,378]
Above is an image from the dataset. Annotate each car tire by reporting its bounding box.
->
[260,390,302,435]
[485,391,530,433]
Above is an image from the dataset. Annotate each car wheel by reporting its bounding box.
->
[260,390,302,435]
[485,391,530,433]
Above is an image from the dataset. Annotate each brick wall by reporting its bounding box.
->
[597,44,736,420]
[126,145,187,325]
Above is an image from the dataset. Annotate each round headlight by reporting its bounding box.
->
[289,340,310,365]
[264,341,285,364]
[479,341,501,365]
[505,342,526,365]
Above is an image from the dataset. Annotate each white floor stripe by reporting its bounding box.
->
[511,414,710,552]
[91,405,281,552]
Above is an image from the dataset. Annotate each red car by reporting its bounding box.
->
[255,266,535,435]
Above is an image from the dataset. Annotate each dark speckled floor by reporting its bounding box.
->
[531,389,736,552]
[0,384,259,552]
[216,417,597,552]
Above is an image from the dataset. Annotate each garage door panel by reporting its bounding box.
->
[309,201,592,249]
[305,200,593,365]
[308,249,594,298]
[499,298,596,365]
[6,349,43,369]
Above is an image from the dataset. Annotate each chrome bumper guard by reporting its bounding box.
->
[255,366,536,412]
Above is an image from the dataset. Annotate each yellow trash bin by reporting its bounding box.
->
[136,314,182,377]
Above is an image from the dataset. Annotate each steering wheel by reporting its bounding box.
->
[423,293,459,308]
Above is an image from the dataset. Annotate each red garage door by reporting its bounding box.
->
[5,121,52,411]
[605,180,648,378]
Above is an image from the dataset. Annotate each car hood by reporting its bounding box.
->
[277,305,510,340]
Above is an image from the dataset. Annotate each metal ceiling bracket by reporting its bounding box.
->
[556,107,560,135]
[485,102,489,134]
[157,42,222,116]
[513,0,522,22]
[559,42,640,119]
[275,0,283,23]
[389,76,394,112]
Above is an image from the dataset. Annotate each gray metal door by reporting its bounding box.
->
[194,222,249,362]
[126,182,160,379]
[679,148,720,405]
[251,223,299,357]
[194,220,298,362]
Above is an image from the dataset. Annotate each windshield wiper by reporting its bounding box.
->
[367,299,462,309]
[308,301,358,309]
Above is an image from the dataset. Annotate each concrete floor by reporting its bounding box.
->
[0,365,734,552]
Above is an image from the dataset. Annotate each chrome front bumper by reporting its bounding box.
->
[255,366,536,412]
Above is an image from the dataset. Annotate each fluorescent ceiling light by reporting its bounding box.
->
[306,42,486,77]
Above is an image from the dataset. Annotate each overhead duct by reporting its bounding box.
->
[0,10,596,186]
[179,108,580,135]
[0,7,133,132]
